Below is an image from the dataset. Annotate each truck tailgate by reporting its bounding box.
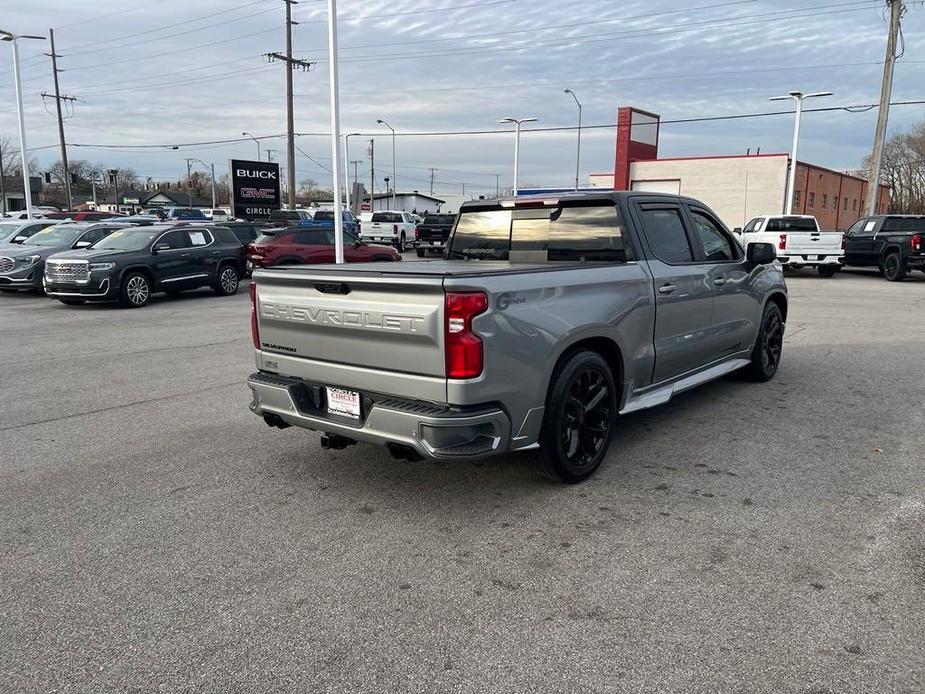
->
[255,267,446,380]
[785,231,843,255]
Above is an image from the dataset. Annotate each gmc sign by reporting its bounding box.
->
[229,158,281,220]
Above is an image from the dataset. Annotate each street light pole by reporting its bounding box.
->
[188,158,218,210]
[498,117,537,197]
[326,0,345,263]
[377,119,396,209]
[1,30,46,219]
[242,132,261,161]
[769,90,832,215]
[564,89,582,190]
[343,132,360,214]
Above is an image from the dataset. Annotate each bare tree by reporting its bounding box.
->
[0,136,39,177]
[863,121,925,214]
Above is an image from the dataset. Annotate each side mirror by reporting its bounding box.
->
[74,240,91,248]
[12,235,27,243]
[746,242,776,265]
[732,227,743,234]
[153,243,170,253]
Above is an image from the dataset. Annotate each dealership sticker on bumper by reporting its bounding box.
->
[326,387,360,418]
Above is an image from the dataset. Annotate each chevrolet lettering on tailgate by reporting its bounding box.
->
[261,302,427,333]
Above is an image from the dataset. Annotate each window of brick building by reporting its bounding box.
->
[793,190,802,207]
[808,192,815,208]
[844,196,848,211]
[822,194,828,209]
[852,198,857,211]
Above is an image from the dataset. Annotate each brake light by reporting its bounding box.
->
[250,282,260,349]
[393,223,399,233]
[912,233,922,252]
[414,225,420,238]
[778,234,787,251]
[445,291,488,379]
[841,234,846,250]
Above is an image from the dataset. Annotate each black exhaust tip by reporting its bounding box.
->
[320,433,356,450]
[263,413,291,429]
[386,443,423,462]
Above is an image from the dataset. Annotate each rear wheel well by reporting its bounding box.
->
[880,245,903,262]
[767,292,788,322]
[549,336,624,399]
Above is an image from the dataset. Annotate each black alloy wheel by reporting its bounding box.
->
[535,350,617,483]
[881,252,907,282]
[745,303,784,381]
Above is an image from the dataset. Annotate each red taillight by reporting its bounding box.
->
[393,223,399,233]
[250,282,260,349]
[778,234,787,251]
[445,291,488,379]
[841,234,846,250]
[414,225,420,238]
[912,233,922,252]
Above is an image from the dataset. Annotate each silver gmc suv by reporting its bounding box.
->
[246,192,787,482]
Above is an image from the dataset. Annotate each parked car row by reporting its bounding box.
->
[736,213,925,281]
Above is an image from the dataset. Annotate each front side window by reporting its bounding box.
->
[742,218,759,233]
[845,219,867,236]
[690,210,735,262]
[638,206,693,264]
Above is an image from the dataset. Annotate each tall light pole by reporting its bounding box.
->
[188,158,217,210]
[498,117,537,197]
[242,132,261,161]
[769,90,832,215]
[1,30,46,219]
[326,0,345,263]
[343,132,360,214]
[377,119,396,209]
[564,89,582,191]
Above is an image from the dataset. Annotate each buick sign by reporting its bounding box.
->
[229,158,281,220]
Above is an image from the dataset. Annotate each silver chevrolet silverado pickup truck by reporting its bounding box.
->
[247,192,786,482]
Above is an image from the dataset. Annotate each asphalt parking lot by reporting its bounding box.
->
[2,264,924,693]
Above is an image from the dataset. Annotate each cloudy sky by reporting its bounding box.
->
[1,0,923,197]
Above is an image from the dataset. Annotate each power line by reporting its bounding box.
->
[37,99,925,153]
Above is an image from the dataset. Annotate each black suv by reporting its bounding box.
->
[843,214,925,281]
[44,224,246,307]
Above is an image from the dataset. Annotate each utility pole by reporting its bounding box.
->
[185,158,193,206]
[866,0,905,215]
[428,167,436,195]
[264,0,314,211]
[44,28,76,211]
[368,138,375,213]
[495,174,500,198]
[0,140,5,215]
[350,159,362,213]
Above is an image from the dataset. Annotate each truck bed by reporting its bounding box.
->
[254,259,579,279]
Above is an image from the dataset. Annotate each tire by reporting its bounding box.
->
[415,249,426,257]
[119,271,151,308]
[57,298,85,305]
[744,302,784,382]
[213,264,240,296]
[816,265,839,278]
[880,252,907,282]
[533,350,618,483]
[396,233,406,253]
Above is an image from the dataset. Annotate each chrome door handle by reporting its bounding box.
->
[658,284,677,295]
[713,277,725,286]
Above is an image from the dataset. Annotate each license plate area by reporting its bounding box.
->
[326,386,361,419]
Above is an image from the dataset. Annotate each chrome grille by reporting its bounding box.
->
[0,257,13,273]
[46,261,89,283]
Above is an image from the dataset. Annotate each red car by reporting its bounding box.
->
[246,226,402,269]
[44,211,124,221]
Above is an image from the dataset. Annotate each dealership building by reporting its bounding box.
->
[588,106,890,230]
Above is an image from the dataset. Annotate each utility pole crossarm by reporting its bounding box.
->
[264,52,314,71]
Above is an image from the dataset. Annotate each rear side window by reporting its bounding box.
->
[638,206,693,264]
[882,217,925,231]
[212,227,240,244]
[295,230,332,245]
[371,212,403,223]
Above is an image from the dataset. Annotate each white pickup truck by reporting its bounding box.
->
[359,211,416,252]
[735,215,844,277]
